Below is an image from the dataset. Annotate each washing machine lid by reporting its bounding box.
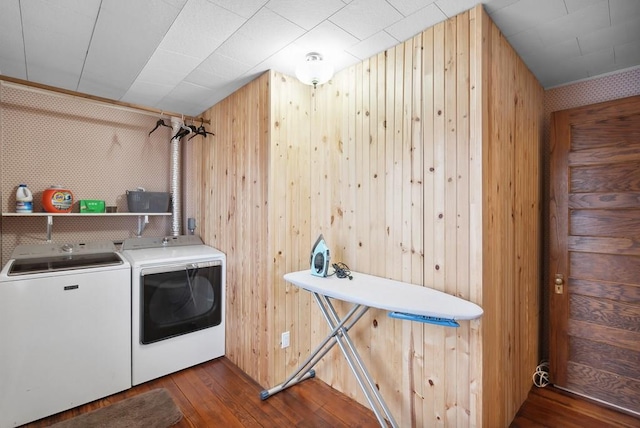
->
[121,235,204,251]
[7,241,123,275]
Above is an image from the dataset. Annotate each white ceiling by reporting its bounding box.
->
[0,0,639,117]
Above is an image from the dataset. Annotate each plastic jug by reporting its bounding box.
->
[16,184,33,213]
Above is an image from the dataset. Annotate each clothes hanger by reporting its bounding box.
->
[188,119,215,140]
[148,117,172,136]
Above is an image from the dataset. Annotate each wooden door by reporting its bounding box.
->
[549,94,640,415]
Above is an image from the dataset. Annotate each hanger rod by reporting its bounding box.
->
[0,74,210,124]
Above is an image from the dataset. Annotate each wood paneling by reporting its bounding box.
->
[480,4,543,427]
[194,5,542,427]
[197,73,271,382]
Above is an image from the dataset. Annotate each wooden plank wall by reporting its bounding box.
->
[480,6,543,427]
[196,73,271,383]
[194,5,542,427]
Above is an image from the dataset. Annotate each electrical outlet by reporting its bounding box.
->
[281,331,290,349]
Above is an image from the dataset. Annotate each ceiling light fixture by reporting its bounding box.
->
[295,52,334,88]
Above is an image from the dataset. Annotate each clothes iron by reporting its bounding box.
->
[310,234,330,277]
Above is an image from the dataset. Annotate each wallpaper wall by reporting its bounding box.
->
[0,82,176,264]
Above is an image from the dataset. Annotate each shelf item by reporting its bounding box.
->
[1,212,171,241]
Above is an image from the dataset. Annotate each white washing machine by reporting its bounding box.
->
[0,241,131,428]
[121,235,225,386]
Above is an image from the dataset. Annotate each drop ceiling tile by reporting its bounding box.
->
[610,0,640,25]
[521,38,581,65]
[158,81,216,115]
[482,0,521,15]
[265,0,346,30]
[582,47,616,76]
[346,31,400,60]
[615,39,640,67]
[98,0,186,15]
[26,62,85,90]
[329,0,403,40]
[505,27,544,58]
[563,0,606,14]
[20,0,100,32]
[529,55,590,88]
[0,55,26,78]
[246,43,306,77]
[536,1,610,45]
[21,0,100,87]
[215,7,305,66]
[322,50,361,74]
[23,29,87,87]
[386,3,447,42]
[136,49,202,86]
[0,1,26,77]
[121,80,174,107]
[79,0,187,98]
[191,52,253,81]
[386,0,436,17]
[76,72,130,101]
[158,0,246,59]
[489,0,567,36]
[578,17,640,54]
[184,68,230,90]
[293,20,360,57]
[433,0,483,17]
[208,0,268,19]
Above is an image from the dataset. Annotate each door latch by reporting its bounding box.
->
[554,274,564,294]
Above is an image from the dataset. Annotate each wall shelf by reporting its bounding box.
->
[1,212,171,241]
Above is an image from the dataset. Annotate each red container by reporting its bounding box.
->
[42,187,74,213]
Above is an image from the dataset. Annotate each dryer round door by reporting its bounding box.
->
[140,261,222,344]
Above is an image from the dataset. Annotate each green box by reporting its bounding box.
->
[79,199,106,213]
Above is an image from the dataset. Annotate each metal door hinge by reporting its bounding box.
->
[554,274,564,294]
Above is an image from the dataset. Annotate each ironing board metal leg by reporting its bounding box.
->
[259,297,367,400]
[316,295,399,428]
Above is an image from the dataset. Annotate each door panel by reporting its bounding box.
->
[570,336,640,379]
[549,94,640,415]
[570,209,640,236]
[571,163,640,192]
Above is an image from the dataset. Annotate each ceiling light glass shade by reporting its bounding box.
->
[295,52,334,88]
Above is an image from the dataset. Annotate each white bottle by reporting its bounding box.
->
[16,184,33,213]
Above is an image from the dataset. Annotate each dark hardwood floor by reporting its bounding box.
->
[23,357,380,427]
[511,385,640,428]
[21,357,639,427]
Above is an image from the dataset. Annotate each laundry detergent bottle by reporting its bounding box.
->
[42,186,74,213]
[16,184,33,213]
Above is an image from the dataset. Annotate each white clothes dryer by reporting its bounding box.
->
[121,235,225,386]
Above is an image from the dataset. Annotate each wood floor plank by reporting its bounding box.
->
[511,386,640,428]
[20,358,638,428]
[21,357,379,428]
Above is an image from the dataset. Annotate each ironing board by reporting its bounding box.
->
[260,269,483,428]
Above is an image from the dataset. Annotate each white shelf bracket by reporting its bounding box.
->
[136,215,150,237]
[46,215,53,243]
